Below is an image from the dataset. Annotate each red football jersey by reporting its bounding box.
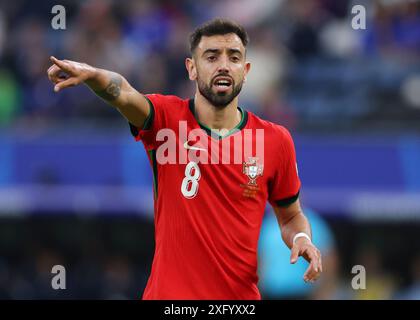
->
[130,94,301,300]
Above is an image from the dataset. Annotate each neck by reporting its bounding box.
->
[194,91,241,132]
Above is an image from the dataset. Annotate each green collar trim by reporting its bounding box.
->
[188,99,248,140]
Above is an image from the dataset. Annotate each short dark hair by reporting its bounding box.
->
[189,18,249,54]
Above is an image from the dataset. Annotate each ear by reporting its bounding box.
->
[243,61,251,83]
[185,57,197,81]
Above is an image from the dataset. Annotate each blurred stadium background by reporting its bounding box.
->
[0,0,419,299]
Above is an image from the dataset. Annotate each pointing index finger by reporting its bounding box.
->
[50,56,70,72]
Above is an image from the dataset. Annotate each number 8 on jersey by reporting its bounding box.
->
[181,161,201,199]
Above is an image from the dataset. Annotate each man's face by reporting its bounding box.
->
[186,33,251,108]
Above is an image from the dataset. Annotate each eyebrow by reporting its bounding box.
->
[202,48,243,57]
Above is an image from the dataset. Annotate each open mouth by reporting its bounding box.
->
[213,77,233,90]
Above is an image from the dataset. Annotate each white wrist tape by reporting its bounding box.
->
[293,232,311,245]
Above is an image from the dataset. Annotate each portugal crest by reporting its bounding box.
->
[243,157,264,186]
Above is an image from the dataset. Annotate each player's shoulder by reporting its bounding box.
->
[247,111,294,142]
[145,94,189,108]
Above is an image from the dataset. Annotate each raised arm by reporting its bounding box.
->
[47,56,150,128]
[273,199,323,283]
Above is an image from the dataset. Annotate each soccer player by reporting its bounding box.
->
[47,18,322,300]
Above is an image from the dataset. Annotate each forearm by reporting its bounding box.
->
[84,67,150,128]
[273,201,322,281]
[274,203,312,249]
[84,68,130,108]
[281,212,311,249]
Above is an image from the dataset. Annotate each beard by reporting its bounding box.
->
[197,75,243,108]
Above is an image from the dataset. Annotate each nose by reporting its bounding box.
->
[217,55,230,74]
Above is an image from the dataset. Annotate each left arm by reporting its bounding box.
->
[273,199,323,283]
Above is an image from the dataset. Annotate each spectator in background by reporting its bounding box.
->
[0,0,419,129]
[395,254,420,300]
[363,0,420,61]
[0,69,20,126]
[258,84,298,131]
[353,246,397,300]
[240,27,288,115]
[258,207,338,299]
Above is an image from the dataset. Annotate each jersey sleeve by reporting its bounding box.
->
[268,127,301,208]
[128,94,167,150]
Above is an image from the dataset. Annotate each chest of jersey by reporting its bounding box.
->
[153,122,272,208]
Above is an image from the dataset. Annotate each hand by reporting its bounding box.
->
[47,56,95,92]
[290,237,322,283]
